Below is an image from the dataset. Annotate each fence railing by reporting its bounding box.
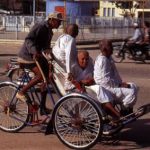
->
[0,15,145,41]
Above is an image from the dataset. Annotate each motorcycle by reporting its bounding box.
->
[113,40,150,63]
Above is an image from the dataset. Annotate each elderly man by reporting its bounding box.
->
[94,39,138,121]
[64,50,94,91]
[16,12,64,115]
[52,24,79,79]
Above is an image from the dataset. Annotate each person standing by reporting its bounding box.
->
[52,24,79,80]
[17,12,64,115]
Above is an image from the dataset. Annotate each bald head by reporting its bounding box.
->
[99,39,113,57]
[65,24,79,38]
[78,50,89,69]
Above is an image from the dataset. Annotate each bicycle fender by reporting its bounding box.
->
[6,68,17,77]
[0,81,18,88]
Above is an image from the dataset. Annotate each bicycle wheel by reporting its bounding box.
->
[53,93,103,150]
[0,82,29,132]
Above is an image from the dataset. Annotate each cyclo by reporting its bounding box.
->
[0,56,150,150]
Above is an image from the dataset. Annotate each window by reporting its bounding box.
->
[112,8,115,17]
[108,8,111,17]
[103,8,107,17]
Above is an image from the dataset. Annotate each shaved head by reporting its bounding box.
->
[78,50,89,58]
[99,39,113,57]
[65,24,79,38]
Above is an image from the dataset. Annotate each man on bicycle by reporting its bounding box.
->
[16,12,64,115]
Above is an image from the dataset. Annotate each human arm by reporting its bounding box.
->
[94,56,120,88]
[80,78,95,86]
[65,37,77,73]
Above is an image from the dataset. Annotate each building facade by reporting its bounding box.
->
[98,0,150,18]
[46,0,99,18]
[0,0,45,15]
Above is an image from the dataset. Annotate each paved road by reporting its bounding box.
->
[0,43,150,150]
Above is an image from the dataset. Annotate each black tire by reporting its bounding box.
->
[53,93,103,150]
[0,82,29,132]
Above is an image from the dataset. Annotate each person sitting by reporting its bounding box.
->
[94,39,138,122]
[127,22,143,44]
[116,22,143,58]
[64,50,94,92]
[128,21,150,58]
[16,12,64,115]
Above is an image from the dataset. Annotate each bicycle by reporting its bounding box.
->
[0,59,62,132]
[0,57,150,150]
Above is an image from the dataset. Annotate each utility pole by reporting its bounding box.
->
[33,0,36,25]
[64,0,67,28]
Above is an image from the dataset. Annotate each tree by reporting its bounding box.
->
[111,1,140,18]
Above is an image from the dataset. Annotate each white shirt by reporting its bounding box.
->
[94,54,122,89]
[65,58,94,90]
[129,28,143,43]
[52,34,77,73]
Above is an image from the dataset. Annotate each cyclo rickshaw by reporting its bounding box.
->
[0,56,149,150]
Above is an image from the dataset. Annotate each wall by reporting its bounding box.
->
[46,0,99,17]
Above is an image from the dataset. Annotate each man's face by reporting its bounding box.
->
[50,18,62,29]
[78,53,89,69]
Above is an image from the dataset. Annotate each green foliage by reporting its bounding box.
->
[115,1,133,9]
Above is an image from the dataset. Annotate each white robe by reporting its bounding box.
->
[52,34,77,73]
[65,58,94,90]
[94,54,138,108]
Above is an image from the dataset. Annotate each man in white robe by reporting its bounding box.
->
[52,24,78,75]
[94,39,138,119]
[65,50,94,91]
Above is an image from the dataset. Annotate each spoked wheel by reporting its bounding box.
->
[0,82,29,132]
[53,94,103,150]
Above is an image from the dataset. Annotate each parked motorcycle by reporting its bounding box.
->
[113,40,150,63]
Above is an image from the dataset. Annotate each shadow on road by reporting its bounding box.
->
[99,118,150,150]
[121,118,150,147]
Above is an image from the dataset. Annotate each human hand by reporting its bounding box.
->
[81,78,94,86]
[67,73,74,81]
[72,80,86,93]
[42,49,53,60]
[120,82,130,88]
